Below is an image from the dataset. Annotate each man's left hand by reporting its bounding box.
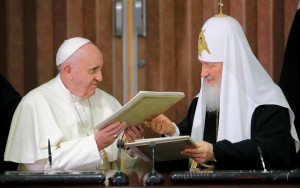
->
[181,141,215,164]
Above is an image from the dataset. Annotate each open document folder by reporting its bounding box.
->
[95,91,185,130]
[125,136,197,162]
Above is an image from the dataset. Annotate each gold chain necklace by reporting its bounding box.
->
[70,92,94,136]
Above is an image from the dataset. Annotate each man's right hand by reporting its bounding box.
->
[94,122,126,150]
[144,114,176,136]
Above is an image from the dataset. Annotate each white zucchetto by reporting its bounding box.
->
[56,37,91,66]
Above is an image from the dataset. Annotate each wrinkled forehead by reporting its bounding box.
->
[198,16,240,63]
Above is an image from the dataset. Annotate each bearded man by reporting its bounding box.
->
[145,13,299,171]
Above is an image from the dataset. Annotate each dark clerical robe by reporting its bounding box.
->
[156,97,297,172]
[0,75,22,172]
[279,8,300,170]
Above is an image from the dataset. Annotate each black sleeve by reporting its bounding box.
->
[0,75,22,172]
[0,75,22,123]
[177,97,198,136]
[213,105,296,170]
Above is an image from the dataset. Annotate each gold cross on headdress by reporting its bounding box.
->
[216,0,227,17]
[218,0,224,14]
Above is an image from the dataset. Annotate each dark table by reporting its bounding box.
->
[1,169,300,187]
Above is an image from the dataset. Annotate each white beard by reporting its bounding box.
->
[202,77,221,112]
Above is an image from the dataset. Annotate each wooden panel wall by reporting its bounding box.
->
[0,0,299,124]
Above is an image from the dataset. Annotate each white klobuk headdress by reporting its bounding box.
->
[192,13,300,151]
[56,37,91,66]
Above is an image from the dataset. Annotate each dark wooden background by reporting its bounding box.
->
[0,0,299,123]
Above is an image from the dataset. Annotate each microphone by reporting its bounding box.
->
[143,141,164,185]
[108,139,129,185]
[257,145,268,173]
[46,138,53,174]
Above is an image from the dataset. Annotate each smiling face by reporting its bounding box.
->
[62,43,103,99]
[200,61,223,86]
[200,61,223,112]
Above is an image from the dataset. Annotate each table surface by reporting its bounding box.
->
[1,169,300,187]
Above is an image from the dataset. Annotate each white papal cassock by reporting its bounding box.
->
[4,75,138,171]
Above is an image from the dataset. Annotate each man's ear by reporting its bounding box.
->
[63,64,73,80]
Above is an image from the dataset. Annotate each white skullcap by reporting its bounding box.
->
[198,15,238,62]
[56,37,91,66]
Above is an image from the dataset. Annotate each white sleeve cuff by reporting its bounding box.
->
[164,122,180,137]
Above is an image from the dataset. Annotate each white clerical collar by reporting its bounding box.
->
[55,75,85,103]
[70,92,88,103]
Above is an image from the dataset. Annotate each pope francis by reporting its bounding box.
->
[4,37,144,171]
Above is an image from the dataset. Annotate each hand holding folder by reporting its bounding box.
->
[95,91,185,130]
